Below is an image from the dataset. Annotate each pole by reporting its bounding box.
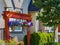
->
[27,26,31,45]
[5,18,10,42]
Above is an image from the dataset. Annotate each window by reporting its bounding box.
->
[9,18,23,32]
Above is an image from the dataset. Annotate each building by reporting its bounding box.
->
[0,0,40,41]
[0,0,60,42]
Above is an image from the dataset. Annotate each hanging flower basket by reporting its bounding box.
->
[22,22,33,26]
[8,21,21,26]
[8,21,14,27]
[8,21,21,31]
[8,21,33,27]
[28,22,33,26]
[8,21,33,31]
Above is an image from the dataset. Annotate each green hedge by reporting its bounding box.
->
[37,32,54,45]
[30,32,40,45]
[57,42,60,45]
[24,32,40,45]
[23,32,54,45]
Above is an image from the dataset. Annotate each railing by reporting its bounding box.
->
[0,28,4,40]
[4,7,23,13]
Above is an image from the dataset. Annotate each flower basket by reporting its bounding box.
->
[8,21,33,31]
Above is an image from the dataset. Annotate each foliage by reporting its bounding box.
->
[30,32,40,45]
[23,32,54,45]
[38,32,54,45]
[33,0,60,27]
[57,42,60,45]
[0,40,16,45]
[8,21,33,27]
[24,35,27,45]
[9,40,16,45]
[24,32,40,45]
[0,40,5,45]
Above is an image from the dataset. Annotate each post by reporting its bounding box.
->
[27,26,31,45]
[54,27,58,42]
[5,18,10,42]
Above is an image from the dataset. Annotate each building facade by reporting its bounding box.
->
[0,0,60,42]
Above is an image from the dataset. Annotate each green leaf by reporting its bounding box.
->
[34,0,60,27]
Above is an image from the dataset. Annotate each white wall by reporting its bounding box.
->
[0,0,5,28]
[29,12,39,33]
[4,0,30,14]
[13,0,23,8]
[0,0,5,17]
[0,17,5,28]
[21,0,30,14]
[4,0,12,7]
[13,0,30,14]
[0,0,5,40]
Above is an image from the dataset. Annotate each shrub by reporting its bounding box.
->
[23,32,54,45]
[30,32,40,45]
[24,35,27,45]
[57,42,60,45]
[38,32,48,45]
[9,40,16,45]
[0,40,5,45]
[24,32,40,45]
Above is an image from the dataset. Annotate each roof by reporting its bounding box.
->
[28,0,40,11]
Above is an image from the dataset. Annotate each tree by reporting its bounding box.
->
[33,0,60,42]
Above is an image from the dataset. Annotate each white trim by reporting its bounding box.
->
[58,32,60,35]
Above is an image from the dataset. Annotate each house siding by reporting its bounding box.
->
[4,0,30,14]
[21,0,30,14]
[29,12,39,33]
[0,0,5,29]
[0,0,5,40]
